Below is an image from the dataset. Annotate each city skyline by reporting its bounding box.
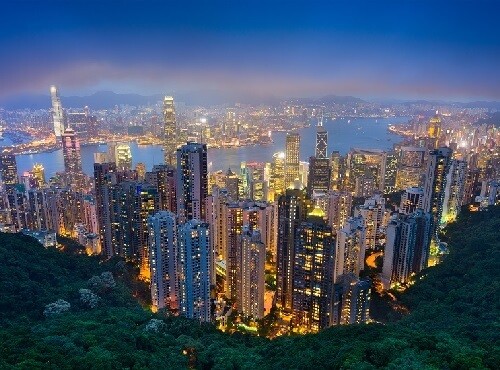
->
[1,1,499,103]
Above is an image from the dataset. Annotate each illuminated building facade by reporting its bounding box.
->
[381,209,432,289]
[50,85,65,139]
[400,187,424,215]
[176,142,208,223]
[163,96,177,166]
[0,154,18,186]
[292,208,335,332]
[178,220,211,322]
[284,133,300,189]
[148,211,178,311]
[396,147,426,190]
[347,148,386,195]
[334,216,366,284]
[276,188,309,312]
[115,143,132,171]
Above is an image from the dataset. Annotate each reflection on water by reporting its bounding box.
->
[16,116,409,178]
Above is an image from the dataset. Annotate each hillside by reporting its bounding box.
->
[0,206,499,369]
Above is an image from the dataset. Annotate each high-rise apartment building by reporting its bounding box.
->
[148,211,179,311]
[176,142,208,223]
[163,96,177,166]
[239,228,265,319]
[61,127,83,188]
[284,133,300,189]
[292,208,335,332]
[115,143,132,171]
[381,209,432,289]
[396,147,426,190]
[224,202,243,300]
[276,188,309,312]
[0,154,18,186]
[400,187,424,215]
[334,274,371,325]
[422,147,453,243]
[334,216,366,284]
[442,160,467,224]
[178,220,211,322]
[347,148,386,195]
[325,191,352,233]
[354,193,387,250]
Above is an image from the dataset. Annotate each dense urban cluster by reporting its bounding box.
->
[0,86,498,336]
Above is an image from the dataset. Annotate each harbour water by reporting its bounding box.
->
[15,116,410,178]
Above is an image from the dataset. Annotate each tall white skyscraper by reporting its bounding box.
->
[148,211,179,311]
[178,220,211,322]
[334,216,366,284]
[50,85,65,139]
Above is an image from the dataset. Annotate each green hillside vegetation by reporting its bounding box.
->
[0,206,499,369]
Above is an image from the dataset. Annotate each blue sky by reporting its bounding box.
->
[1,0,499,101]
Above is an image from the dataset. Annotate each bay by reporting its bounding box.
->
[15,116,409,178]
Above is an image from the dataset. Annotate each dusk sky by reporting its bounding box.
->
[1,0,499,101]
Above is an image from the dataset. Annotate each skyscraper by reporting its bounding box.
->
[400,187,424,215]
[347,149,387,195]
[442,160,467,224]
[93,160,117,258]
[148,211,178,311]
[239,228,265,319]
[381,209,432,289]
[284,133,300,189]
[50,85,65,139]
[115,143,132,171]
[307,156,331,197]
[61,127,83,187]
[335,274,371,325]
[354,193,387,250]
[276,188,309,312]
[422,147,453,243]
[0,154,18,186]
[334,216,366,284]
[32,164,45,187]
[315,122,328,159]
[163,96,177,166]
[396,146,426,190]
[178,220,211,322]
[224,202,243,300]
[292,207,335,332]
[176,142,208,223]
[427,112,442,149]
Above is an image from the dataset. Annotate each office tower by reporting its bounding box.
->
[176,142,208,223]
[50,85,65,139]
[299,161,309,189]
[269,152,285,200]
[86,114,99,138]
[225,108,236,136]
[354,193,387,250]
[163,96,177,166]
[239,228,265,319]
[334,216,366,283]
[381,210,432,289]
[315,122,328,159]
[427,112,442,149]
[396,147,426,190]
[66,111,88,139]
[93,161,117,258]
[329,151,342,190]
[442,160,467,224]
[400,187,424,215]
[335,274,371,325]
[148,211,178,311]
[325,191,352,233]
[115,143,132,171]
[284,133,300,189]
[347,149,386,195]
[307,156,331,197]
[32,164,45,187]
[224,202,243,300]
[292,207,335,332]
[0,154,18,186]
[276,188,309,312]
[61,127,83,187]
[225,168,239,201]
[178,220,211,322]
[422,147,453,243]
[384,151,398,193]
